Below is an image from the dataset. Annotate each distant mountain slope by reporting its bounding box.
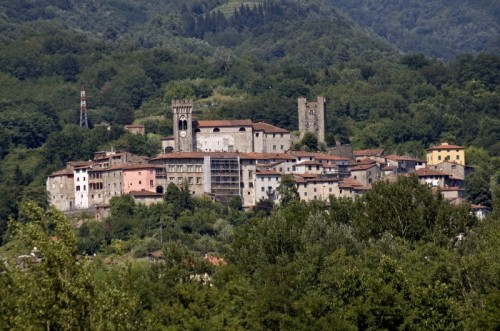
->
[0,0,397,68]
[329,0,500,60]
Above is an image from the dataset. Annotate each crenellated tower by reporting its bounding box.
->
[298,96,325,143]
[172,99,193,152]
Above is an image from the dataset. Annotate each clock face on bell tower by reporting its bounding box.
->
[179,131,186,137]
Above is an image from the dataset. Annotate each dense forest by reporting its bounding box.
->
[330,0,500,61]
[0,0,499,328]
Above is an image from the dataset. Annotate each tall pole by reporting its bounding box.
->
[80,85,88,128]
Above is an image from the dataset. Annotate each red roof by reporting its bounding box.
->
[351,164,379,171]
[427,143,464,151]
[386,154,426,162]
[296,161,323,166]
[353,148,385,157]
[194,119,253,128]
[415,168,450,177]
[151,151,294,161]
[48,168,74,177]
[252,122,289,134]
[339,178,369,190]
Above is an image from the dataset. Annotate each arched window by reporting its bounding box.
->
[309,109,315,116]
[165,146,174,154]
[213,128,220,132]
[178,120,187,130]
[239,127,246,132]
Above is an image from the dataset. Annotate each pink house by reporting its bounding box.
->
[122,164,163,194]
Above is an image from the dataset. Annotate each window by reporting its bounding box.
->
[169,177,174,182]
[177,177,183,184]
[456,155,460,160]
[213,128,220,132]
[261,187,265,192]
[329,188,332,192]
[195,165,202,172]
[196,177,201,184]
[83,185,86,190]
[354,176,357,180]
[77,177,80,182]
[280,145,284,150]
[76,186,80,191]
[255,133,259,137]
[187,165,194,172]
[273,145,276,150]
[239,127,246,132]
[249,170,253,179]
[268,177,271,181]
[150,180,154,187]
[438,155,442,161]
[314,188,317,192]
[273,134,276,138]
[188,177,193,184]
[139,181,142,185]
[249,182,253,188]
[168,165,175,172]
[304,192,307,196]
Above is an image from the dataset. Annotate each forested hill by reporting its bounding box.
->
[329,0,500,60]
[0,0,499,234]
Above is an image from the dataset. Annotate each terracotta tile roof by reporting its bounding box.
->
[48,168,74,177]
[415,168,450,177]
[385,154,426,162]
[348,159,377,166]
[296,161,323,166]
[339,178,369,190]
[252,122,289,133]
[294,173,318,179]
[67,161,93,168]
[94,163,160,171]
[427,142,464,150]
[151,151,294,161]
[290,151,350,161]
[305,177,339,183]
[351,163,379,171]
[256,160,285,168]
[194,119,253,128]
[242,153,295,160]
[353,148,384,157]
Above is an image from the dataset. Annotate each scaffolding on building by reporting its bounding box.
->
[208,156,241,204]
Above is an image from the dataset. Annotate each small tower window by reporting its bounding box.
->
[309,109,315,116]
[239,127,246,132]
[213,128,220,132]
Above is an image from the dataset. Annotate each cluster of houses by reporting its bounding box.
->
[46,98,488,219]
[46,142,488,219]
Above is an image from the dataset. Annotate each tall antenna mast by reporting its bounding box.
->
[80,84,88,128]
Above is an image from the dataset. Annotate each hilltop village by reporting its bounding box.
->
[47,97,485,219]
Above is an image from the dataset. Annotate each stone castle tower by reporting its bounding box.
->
[172,99,194,152]
[298,96,326,143]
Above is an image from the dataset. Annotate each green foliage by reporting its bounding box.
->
[276,174,299,206]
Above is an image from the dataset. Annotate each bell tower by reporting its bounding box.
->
[172,99,193,152]
[298,96,325,143]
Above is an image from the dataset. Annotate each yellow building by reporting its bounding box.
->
[426,142,465,165]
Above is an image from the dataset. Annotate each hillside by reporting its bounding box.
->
[329,0,500,60]
[0,0,499,231]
